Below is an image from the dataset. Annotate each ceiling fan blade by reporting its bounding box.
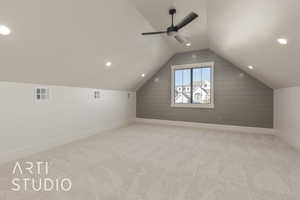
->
[175,12,198,30]
[141,31,167,35]
[174,34,189,44]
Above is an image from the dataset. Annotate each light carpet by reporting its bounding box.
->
[0,123,300,199]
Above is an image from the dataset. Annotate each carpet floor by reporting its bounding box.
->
[0,123,300,199]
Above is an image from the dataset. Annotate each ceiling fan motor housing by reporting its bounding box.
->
[167,26,178,36]
[169,8,176,15]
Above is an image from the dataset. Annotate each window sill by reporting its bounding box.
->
[170,103,215,109]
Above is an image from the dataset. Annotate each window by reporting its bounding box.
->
[171,62,214,108]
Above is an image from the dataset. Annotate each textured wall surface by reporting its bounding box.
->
[137,49,273,128]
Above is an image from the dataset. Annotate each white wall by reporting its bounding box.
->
[0,81,136,164]
[274,86,300,151]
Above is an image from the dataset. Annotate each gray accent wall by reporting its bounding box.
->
[137,49,273,128]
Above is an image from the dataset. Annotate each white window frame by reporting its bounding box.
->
[171,62,214,108]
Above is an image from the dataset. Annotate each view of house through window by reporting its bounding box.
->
[175,69,191,104]
[172,63,213,107]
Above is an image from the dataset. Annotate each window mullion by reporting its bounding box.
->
[182,70,184,104]
[191,68,193,104]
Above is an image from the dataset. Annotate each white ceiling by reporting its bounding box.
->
[1,0,300,90]
[132,0,300,89]
[131,0,208,53]
[208,0,300,88]
[0,0,173,90]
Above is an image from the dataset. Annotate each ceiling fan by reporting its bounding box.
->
[141,9,198,45]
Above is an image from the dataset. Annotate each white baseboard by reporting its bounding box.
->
[135,118,278,135]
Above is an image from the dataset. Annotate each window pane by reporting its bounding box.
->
[192,67,211,104]
[174,69,191,104]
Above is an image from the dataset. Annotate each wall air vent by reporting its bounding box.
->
[94,90,100,99]
[35,88,50,101]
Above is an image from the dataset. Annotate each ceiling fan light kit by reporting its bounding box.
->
[141,9,198,46]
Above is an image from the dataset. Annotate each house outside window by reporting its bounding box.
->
[171,62,214,108]
[194,93,201,102]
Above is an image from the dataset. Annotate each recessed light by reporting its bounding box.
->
[248,65,254,70]
[105,61,112,67]
[186,43,191,47]
[0,25,11,35]
[141,73,145,77]
[277,38,288,45]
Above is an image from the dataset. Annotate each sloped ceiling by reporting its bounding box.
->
[132,0,300,89]
[0,0,174,90]
[131,0,208,53]
[1,0,299,90]
[208,0,300,89]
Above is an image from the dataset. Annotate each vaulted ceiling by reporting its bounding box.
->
[0,0,173,90]
[0,0,299,90]
[131,0,208,53]
[207,0,300,89]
